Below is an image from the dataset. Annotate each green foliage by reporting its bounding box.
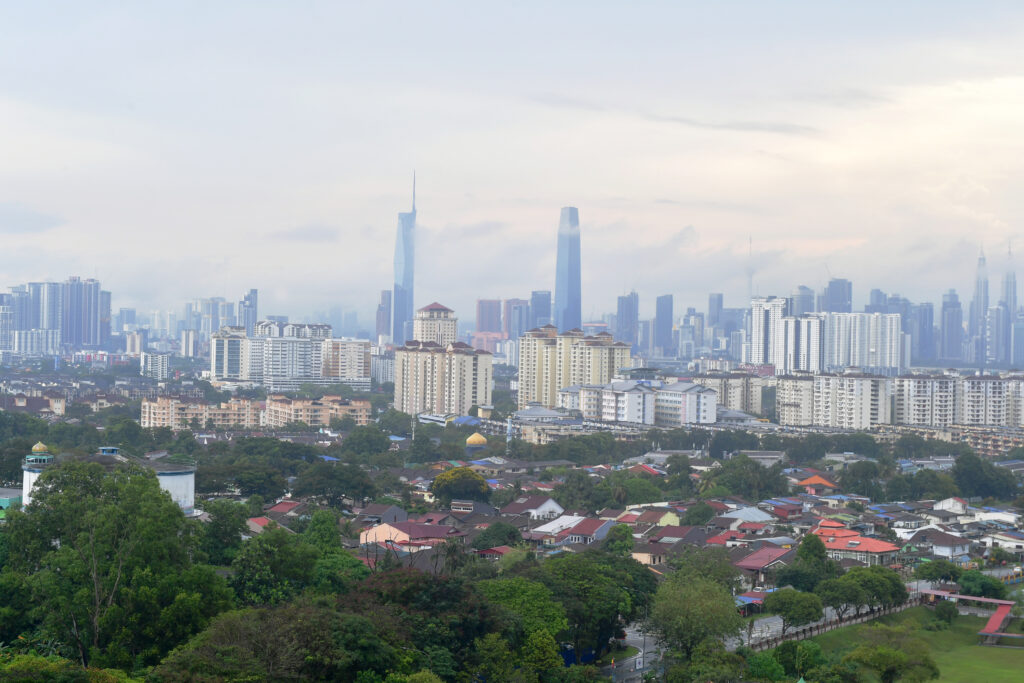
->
[0,653,143,682]
[520,629,563,679]
[292,461,377,507]
[601,523,634,557]
[667,545,742,594]
[842,623,939,683]
[952,453,1017,500]
[477,577,569,638]
[844,566,909,611]
[198,499,248,565]
[229,526,320,605]
[763,588,823,636]
[747,651,786,681]
[681,501,714,526]
[303,509,342,553]
[3,461,231,670]
[430,467,489,505]
[649,575,742,659]
[702,455,788,501]
[957,569,1008,599]
[815,576,867,621]
[934,600,958,624]
[914,559,962,583]
[471,521,522,550]
[775,534,840,592]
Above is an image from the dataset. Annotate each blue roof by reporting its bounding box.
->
[319,455,339,462]
[389,435,406,442]
[452,416,481,426]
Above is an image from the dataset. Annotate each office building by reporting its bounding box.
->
[392,178,417,345]
[210,327,247,380]
[654,294,674,356]
[61,276,102,348]
[412,303,457,346]
[707,293,723,326]
[790,285,816,316]
[476,299,503,334]
[517,327,631,408]
[503,299,530,341]
[394,340,492,416]
[940,290,964,362]
[554,207,581,331]
[530,290,551,329]
[375,290,392,342]
[969,250,989,363]
[615,291,639,349]
[821,278,853,313]
[238,289,258,336]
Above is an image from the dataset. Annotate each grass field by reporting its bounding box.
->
[810,607,1024,682]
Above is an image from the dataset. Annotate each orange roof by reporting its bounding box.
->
[817,519,846,528]
[797,475,839,488]
[813,526,858,538]
[248,516,271,527]
[821,534,899,553]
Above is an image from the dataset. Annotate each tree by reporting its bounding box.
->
[200,498,248,565]
[648,575,742,660]
[230,526,320,605]
[520,629,564,679]
[310,549,371,595]
[293,461,377,507]
[935,600,958,624]
[914,559,962,583]
[776,534,839,592]
[704,456,788,501]
[478,577,569,639]
[342,425,391,457]
[952,453,1017,500]
[815,576,866,621]
[763,589,823,637]
[843,623,939,683]
[668,545,742,593]
[471,521,523,550]
[471,633,515,683]
[3,461,232,669]
[601,523,634,556]
[958,569,1008,599]
[840,460,884,500]
[430,467,489,505]
[747,652,787,681]
[304,509,343,553]
[681,501,714,526]
[845,566,909,611]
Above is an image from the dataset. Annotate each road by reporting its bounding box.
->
[601,623,664,682]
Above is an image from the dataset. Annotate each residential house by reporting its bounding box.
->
[904,528,971,562]
[359,522,463,551]
[500,495,564,520]
[563,518,615,545]
[734,546,797,589]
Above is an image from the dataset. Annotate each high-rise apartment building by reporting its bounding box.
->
[392,178,416,345]
[812,373,892,430]
[554,207,581,331]
[789,286,816,316]
[517,327,631,408]
[821,312,903,375]
[394,341,492,416]
[654,294,674,356]
[140,351,170,381]
[776,375,815,426]
[893,375,957,427]
[375,290,392,342]
[530,290,551,329]
[749,296,789,369]
[412,303,457,346]
[615,291,639,350]
[476,299,503,334]
[321,338,372,387]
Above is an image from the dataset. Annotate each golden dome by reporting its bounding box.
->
[31,442,49,454]
[466,432,487,446]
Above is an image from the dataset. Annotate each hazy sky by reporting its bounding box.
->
[4,2,1024,325]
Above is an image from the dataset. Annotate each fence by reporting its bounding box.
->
[746,595,928,652]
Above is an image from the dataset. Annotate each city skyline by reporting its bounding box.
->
[3,4,1024,319]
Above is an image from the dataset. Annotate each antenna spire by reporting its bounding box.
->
[412,171,416,212]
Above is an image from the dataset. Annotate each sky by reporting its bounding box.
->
[3,2,1024,325]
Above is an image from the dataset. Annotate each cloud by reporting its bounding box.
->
[268,224,339,242]
[530,92,819,136]
[0,203,63,234]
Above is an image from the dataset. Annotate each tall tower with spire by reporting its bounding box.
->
[554,207,582,332]
[392,174,417,346]
[970,247,989,364]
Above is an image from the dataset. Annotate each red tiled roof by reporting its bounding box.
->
[817,519,846,528]
[738,522,767,530]
[248,516,271,527]
[568,518,607,537]
[618,513,640,523]
[797,475,839,488]
[268,500,302,514]
[734,546,791,570]
[707,530,746,545]
[650,525,698,541]
[389,522,460,539]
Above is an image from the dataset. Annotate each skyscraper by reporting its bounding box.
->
[655,294,674,356]
[821,278,852,313]
[476,299,503,334]
[530,290,551,328]
[969,249,989,363]
[941,289,963,361]
[392,176,416,346]
[61,276,101,348]
[503,298,530,341]
[554,207,581,332]
[615,291,639,349]
[375,290,392,341]
[707,293,723,326]
[790,285,815,316]
[239,289,259,336]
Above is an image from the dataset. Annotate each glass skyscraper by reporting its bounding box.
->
[554,207,581,332]
[392,177,416,346]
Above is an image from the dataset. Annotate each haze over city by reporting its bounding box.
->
[4,2,1024,321]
